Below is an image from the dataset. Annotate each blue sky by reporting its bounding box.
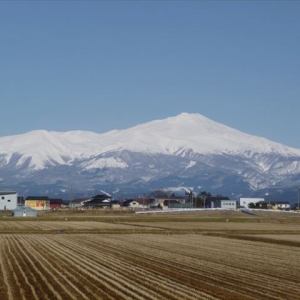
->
[1,1,300,148]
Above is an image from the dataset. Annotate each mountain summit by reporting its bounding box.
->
[0,113,300,197]
[96,112,300,156]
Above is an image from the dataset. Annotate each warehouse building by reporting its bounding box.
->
[240,198,264,208]
[205,197,237,209]
[25,196,50,210]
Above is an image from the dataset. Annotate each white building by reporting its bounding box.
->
[0,191,18,210]
[206,197,236,209]
[240,198,264,208]
[221,200,237,209]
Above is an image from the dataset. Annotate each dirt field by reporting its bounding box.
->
[0,210,299,299]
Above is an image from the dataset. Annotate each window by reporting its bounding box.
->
[1,197,4,200]
[8,200,11,202]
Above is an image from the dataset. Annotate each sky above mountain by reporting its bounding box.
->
[1,1,299,148]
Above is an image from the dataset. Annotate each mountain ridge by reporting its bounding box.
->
[0,113,300,197]
[1,113,300,163]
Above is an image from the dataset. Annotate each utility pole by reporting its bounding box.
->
[190,190,193,208]
[70,185,73,208]
[297,187,300,213]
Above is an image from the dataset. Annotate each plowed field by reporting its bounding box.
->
[0,212,299,299]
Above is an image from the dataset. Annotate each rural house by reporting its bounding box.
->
[268,201,290,210]
[0,191,18,210]
[122,199,141,209]
[255,200,290,210]
[83,193,112,208]
[133,198,151,208]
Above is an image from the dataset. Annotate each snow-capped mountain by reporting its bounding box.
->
[1,113,300,197]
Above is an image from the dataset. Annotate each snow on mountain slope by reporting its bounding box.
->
[96,113,300,156]
[0,130,101,169]
[0,113,300,171]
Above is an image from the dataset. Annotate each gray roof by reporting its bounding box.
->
[69,198,90,203]
[0,191,17,195]
[25,196,49,200]
[13,206,36,212]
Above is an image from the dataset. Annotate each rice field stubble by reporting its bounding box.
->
[0,210,299,300]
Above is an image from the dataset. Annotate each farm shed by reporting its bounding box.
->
[12,206,37,217]
[0,191,18,210]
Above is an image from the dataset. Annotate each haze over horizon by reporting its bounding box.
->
[1,1,299,148]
